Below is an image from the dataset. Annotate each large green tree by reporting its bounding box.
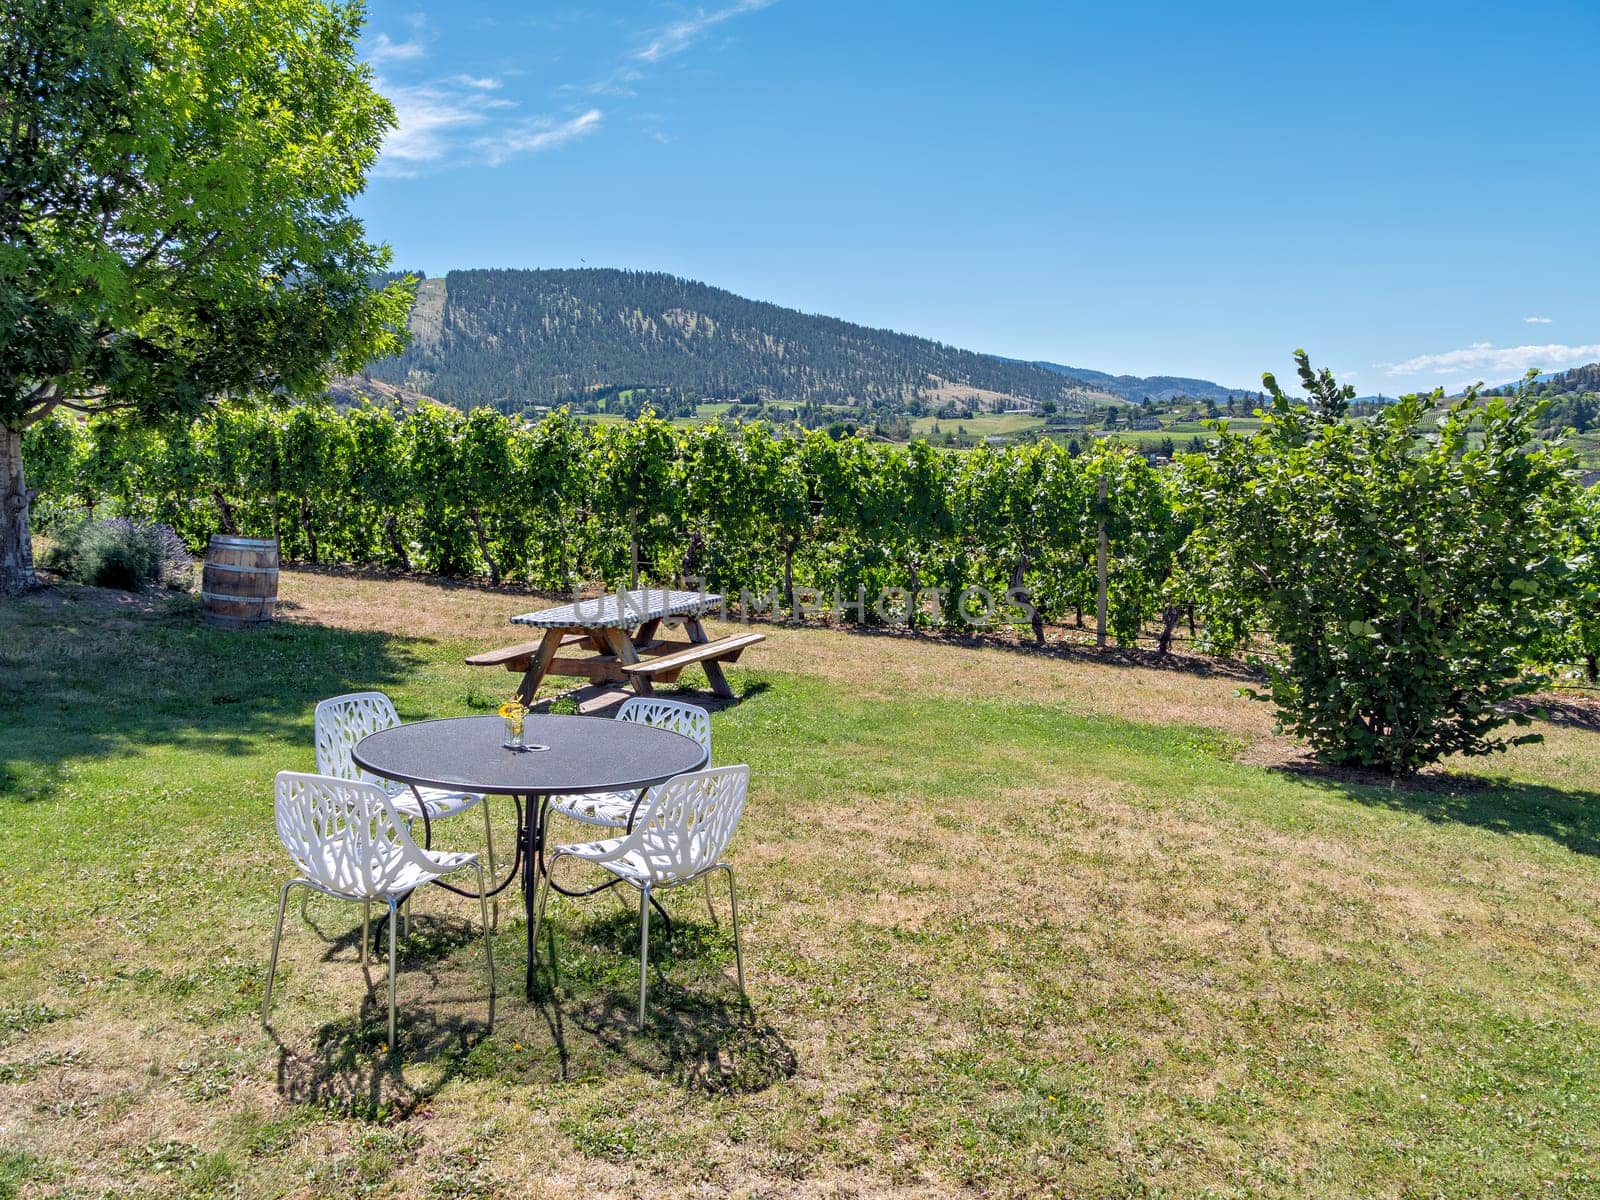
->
[1186,353,1576,774]
[0,0,410,593]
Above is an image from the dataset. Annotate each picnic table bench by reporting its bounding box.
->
[467,589,763,703]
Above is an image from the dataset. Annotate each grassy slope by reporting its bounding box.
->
[2,573,1600,1197]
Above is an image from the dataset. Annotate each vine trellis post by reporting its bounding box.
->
[1095,472,1109,648]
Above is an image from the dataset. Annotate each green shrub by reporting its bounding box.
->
[42,518,193,591]
[1186,354,1577,774]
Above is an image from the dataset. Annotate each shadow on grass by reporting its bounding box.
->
[815,619,1264,683]
[529,906,796,1096]
[1276,761,1600,860]
[282,559,567,601]
[0,587,424,799]
[269,911,494,1121]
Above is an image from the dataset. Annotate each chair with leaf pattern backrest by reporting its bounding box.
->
[534,764,749,1028]
[546,697,712,828]
[262,771,494,1049]
[315,692,498,926]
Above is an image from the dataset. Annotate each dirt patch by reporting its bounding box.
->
[11,576,196,618]
[1513,692,1600,732]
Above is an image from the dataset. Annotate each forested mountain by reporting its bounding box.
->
[1538,363,1600,396]
[1022,360,1246,404]
[360,268,1239,415]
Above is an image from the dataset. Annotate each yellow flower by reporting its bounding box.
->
[497,701,525,719]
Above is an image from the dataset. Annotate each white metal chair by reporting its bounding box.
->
[534,764,750,1028]
[315,692,498,926]
[547,697,712,828]
[262,771,494,1049]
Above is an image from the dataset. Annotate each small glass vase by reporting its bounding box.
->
[503,717,524,750]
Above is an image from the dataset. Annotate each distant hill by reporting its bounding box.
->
[1537,363,1600,396]
[325,373,434,411]
[1020,360,1248,405]
[364,268,1119,413]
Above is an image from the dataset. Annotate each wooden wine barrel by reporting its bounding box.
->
[201,535,279,627]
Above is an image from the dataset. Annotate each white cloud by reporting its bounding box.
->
[367,32,426,64]
[1523,315,1553,324]
[1383,341,1600,380]
[452,74,502,90]
[562,66,645,98]
[375,82,487,175]
[477,109,603,165]
[633,0,776,64]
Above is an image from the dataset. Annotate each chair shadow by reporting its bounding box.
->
[1273,760,1600,861]
[270,910,495,1120]
[527,906,796,1096]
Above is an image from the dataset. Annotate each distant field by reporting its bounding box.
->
[1566,431,1600,467]
[911,411,1045,441]
[578,401,745,429]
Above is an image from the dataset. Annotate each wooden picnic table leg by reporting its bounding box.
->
[632,617,663,648]
[602,627,654,697]
[516,628,566,706]
[683,616,734,699]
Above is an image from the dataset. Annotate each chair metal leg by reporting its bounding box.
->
[386,896,399,1050]
[361,900,371,967]
[637,882,652,1029]
[482,801,500,933]
[721,865,747,1001]
[472,863,495,1028]
[704,876,718,925]
[262,880,296,1026]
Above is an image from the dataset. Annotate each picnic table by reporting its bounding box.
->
[467,588,764,704]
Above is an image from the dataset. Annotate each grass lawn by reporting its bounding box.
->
[4,571,1600,1197]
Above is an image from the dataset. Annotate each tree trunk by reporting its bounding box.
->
[783,539,796,609]
[382,514,411,572]
[211,489,240,535]
[468,505,499,586]
[630,508,640,588]
[0,425,38,595]
[906,561,920,631]
[1009,551,1044,646]
[681,530,704,583]
[299,497,319,564]
[1157,605,1183,655]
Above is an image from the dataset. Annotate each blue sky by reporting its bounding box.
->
[355,0,1600,395]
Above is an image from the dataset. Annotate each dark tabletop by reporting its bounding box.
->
[352,714,708,795]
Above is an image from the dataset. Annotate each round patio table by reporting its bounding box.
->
[353,714,708,997]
